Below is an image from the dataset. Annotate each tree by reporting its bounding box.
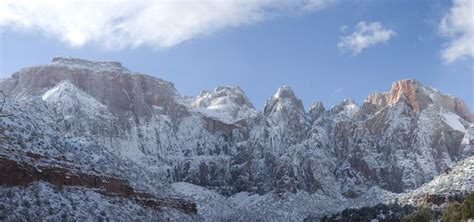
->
[443,202,462,222]
[461,192,474,220]
[402,208,432,222]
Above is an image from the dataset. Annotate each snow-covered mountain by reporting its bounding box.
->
[0,57,472,220]
[190,85,257,124]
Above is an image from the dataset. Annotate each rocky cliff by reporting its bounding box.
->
[0,57,472,220]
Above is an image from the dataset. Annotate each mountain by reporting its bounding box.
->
[191,85,257,124]
[0,57,472,220]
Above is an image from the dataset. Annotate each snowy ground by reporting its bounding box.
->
[0,182,196,221]
[172,182,396,220]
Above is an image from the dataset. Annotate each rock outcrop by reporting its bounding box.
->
[0,150,197,214]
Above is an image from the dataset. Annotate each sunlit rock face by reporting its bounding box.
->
[364,79,472,121]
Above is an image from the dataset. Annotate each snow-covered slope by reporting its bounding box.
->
[0,182,195,221]
[441,110,469,133]
[171,181,395,220]
[398,155,474,207]
[190,86,257,124]
[0,58,472,220]
[41,80,109,121]
[413,156,473,194]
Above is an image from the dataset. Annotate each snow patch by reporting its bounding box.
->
[42,81,108,120]
[441,111,466,132]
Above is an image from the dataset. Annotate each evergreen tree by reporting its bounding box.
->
[402,208,432,222]
[443,202,462,222]
[461,192,474,220]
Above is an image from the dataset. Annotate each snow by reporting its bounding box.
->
[441,111,467,133]
[41,80,108,120]
[399,156,474,205]
[190,86,257,124]
[171,182,232,220]
[464,125,474,144]
[192,105,256,124]
[51,57,127,72]
[414,108,446,181]
[341,102,360,118]
[330,99,361,119]
[2,58,473,220]
[0,182,192,221]
[172,182,395,220]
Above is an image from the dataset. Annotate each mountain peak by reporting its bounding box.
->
[388,79,471,120]
[387,79,424,112]
[193,85,254,109]
[362,79,472,121]
[309,101,325,113]
[2,58,474,220]
[273,85,297,99]
[264,86,304,115]
[331,99,360,117]
[309,101,325,119]
[214,85,245,94]
[191,85,256,123]
[51,57,127,72]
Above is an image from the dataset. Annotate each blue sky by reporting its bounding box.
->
[0,0,473,110]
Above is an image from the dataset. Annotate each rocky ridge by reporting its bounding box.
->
[0,57,472,220]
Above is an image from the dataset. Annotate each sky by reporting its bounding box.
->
[0,0,473,111]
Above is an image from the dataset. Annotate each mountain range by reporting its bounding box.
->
[0,57,472,220]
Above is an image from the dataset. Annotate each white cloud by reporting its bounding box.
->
[337,21,396,55]
[439,0,474,63]
[0,0,335,50]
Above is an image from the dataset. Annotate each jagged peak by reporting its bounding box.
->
[197,85,244,96]
[264,86,304,115]
[387,79,424,112]
[390,79,420,88]
[309,101,325,114]
[273,85,297,99]
[363,79,424,110]
[309,101,325,120]
[51,56,127,72]
[330,99,361,117]
[214,85,245,94]
[193,85,254,109]
[362,79,472,121]
[191,85,256,124]
[331,99,358,109]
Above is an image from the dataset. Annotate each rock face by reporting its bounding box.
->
[0,151,197,214]
[464,125,474,144]
[0,58,472,219]
[2,57,186,125]
[388,79,425,112]
[365,79,472,121]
